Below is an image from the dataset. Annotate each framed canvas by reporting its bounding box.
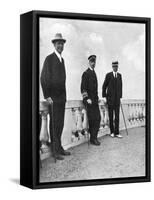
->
[20,10,151,189]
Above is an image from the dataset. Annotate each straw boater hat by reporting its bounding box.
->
[51,33,66,43]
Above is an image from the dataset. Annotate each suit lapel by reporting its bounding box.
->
[111,72,114,79]
[53,52,62,64]
[111,72,119,79]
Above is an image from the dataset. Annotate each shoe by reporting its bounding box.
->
[95,139,101,145]
[53,154,64,160]
[110,133,115,138]
[115,134,123,138]
[59,149,71,156]
[90,140,100,146]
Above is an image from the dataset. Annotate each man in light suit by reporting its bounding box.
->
[102,61,123,138]
[41,33,71,160]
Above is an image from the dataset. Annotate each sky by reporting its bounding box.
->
[39,17,145,101]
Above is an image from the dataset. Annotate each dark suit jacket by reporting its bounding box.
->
[81,68,99,105]
[40,52,66,103]
[102,72,122,106]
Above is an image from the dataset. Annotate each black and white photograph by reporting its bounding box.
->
[38,13,150,184]
[1,0,154,197]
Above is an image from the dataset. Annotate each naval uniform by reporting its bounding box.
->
[81,68,101,142]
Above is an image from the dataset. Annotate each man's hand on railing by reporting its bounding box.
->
[87,99,92,104]
[46,97,53,104]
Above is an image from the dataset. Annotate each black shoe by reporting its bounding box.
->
[90,140,100,146]
[53,154,64,160]
[95,139,101,145]
[59,149,71,156]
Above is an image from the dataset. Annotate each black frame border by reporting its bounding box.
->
[22,10,151,189]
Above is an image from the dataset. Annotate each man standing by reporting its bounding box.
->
[81,55,101,145]
[102,61,123,138]
[41,33,70,160]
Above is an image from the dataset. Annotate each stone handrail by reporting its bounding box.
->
[39,99,145,158]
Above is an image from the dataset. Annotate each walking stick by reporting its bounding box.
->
[120,101,128,136]
[49,100,57,163]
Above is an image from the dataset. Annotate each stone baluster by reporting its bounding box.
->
[127,104,131,124]
[135,103,139,123]
[142,104,145,121]
[135,104,139,122]
[131,103,134,123]
[129,104,132,124]
[137,103,145,126]
[136,103,139,123]
[100,105,105,129]
[71,108,78,142]
[128,104,131,124]
[104,105,109,128]
[141,103,145,126]
[139,104,143,122]
[39,101,50,153]
[140,103,144,126]
[139,104,142,121]
[138,104,142,121]
[137,103,141,123]
[82,108,89,138]
[133,103,137,123]
[130,104,133,124]
[132,103,136,124]
[76,107,84,139]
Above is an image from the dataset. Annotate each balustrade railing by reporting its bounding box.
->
[39,99,145,160]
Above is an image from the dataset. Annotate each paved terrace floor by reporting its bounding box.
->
[40,127,145,182]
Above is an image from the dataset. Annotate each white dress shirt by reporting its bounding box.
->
[54,50,62,62]
[113,71,117,78]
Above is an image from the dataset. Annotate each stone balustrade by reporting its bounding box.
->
[39,99,145,159]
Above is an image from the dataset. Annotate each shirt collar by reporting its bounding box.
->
[89,66,94,71]
[113,71,117,77]
[54,50,62,62]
